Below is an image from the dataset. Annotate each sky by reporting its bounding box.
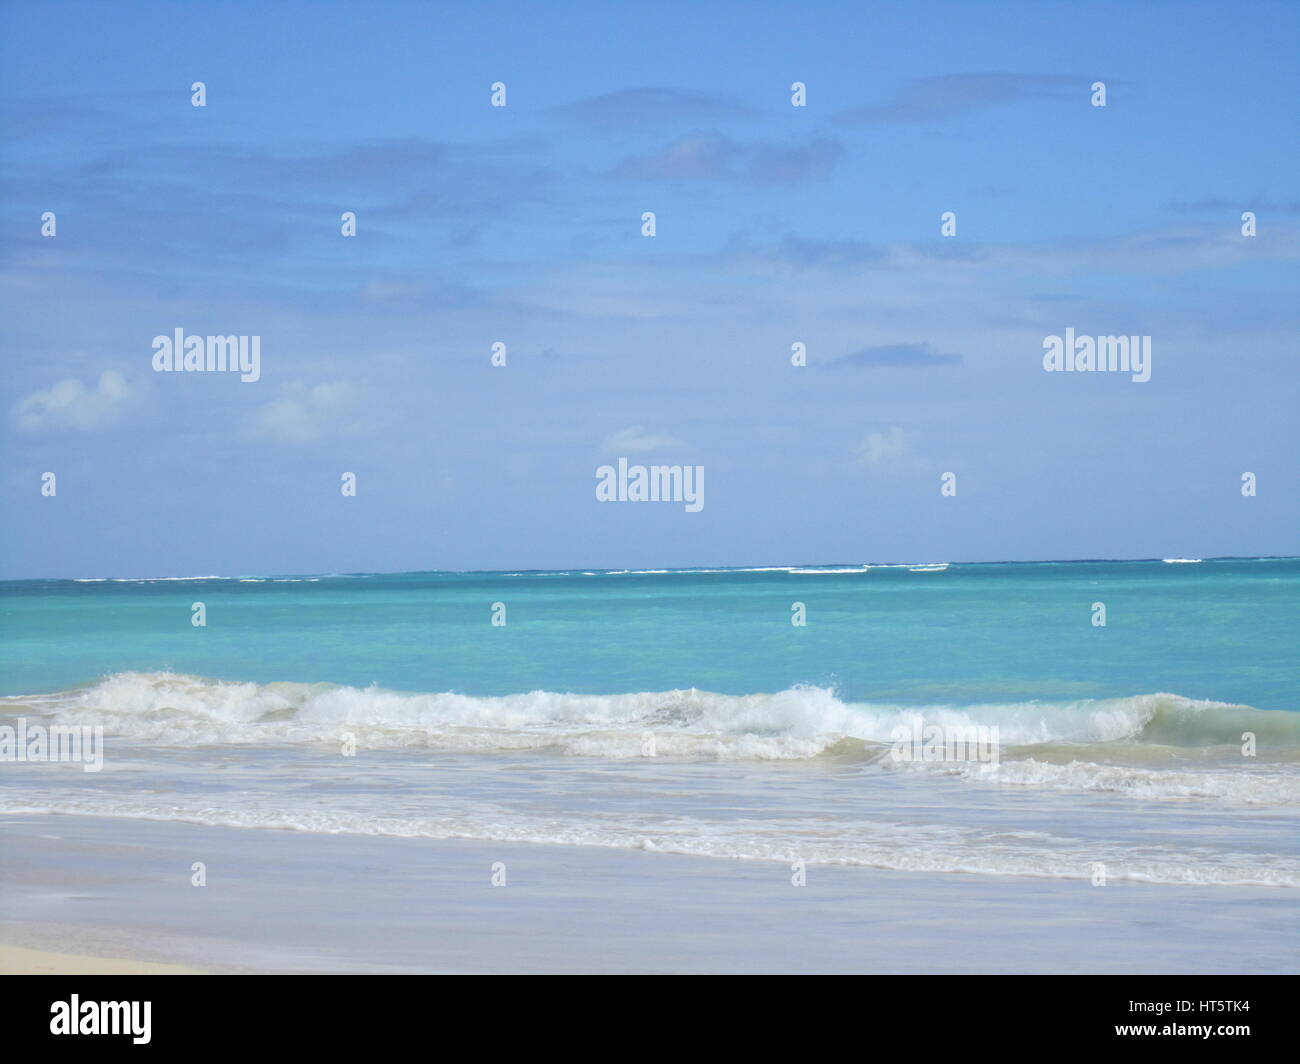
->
[1,0,1297,578]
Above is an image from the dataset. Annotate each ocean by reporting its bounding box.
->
[2,558,1299,893]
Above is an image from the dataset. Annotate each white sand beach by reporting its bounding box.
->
[0,943,202,975]
[2,813,1295,974]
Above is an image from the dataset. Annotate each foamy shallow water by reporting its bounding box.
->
[7,813,1296,973]
[3,672,1299,888]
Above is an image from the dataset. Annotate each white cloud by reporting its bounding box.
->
[856,426,909,467]
[251,380,361,443]
[600,425,687,454]
[12,370,135,431]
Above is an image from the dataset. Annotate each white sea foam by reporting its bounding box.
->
[110,575,229,582]
[4,790,1296,887]
[7,673,1294,750]
[788,567,871,574]
[3,674,1296,805]
[7,674,1297,883]
[917,756,1300,804]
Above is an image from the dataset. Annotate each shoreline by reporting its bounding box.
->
[0,943,204,975]
[2,812,1296,974]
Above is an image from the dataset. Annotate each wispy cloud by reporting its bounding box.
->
[766,234,886,269]
[831,343,962,368]
[1169,196,1300,215]
[250,380,366,444]
[611,131,842,185]
[11,370,136,431]
[855,426,910,468]
[840,73,1084,125]
[724,220,1300,279]
[0,135,557,291]
[549,87,755,128]
[600,425,686,454]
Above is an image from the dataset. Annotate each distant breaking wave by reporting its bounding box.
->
[43,557,1297,584]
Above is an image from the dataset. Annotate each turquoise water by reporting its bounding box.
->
[2,559,1298,888]
[2,559,1297,709]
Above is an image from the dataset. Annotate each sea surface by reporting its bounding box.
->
[2,559,1298,888]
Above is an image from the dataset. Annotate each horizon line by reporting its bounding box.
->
[3,555,1298,584]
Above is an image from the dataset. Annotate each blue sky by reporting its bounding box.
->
[2,0,1297,577]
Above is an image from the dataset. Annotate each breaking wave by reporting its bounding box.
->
[3,672,1296,775]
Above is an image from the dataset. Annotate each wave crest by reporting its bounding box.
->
[3,672,1296,763]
